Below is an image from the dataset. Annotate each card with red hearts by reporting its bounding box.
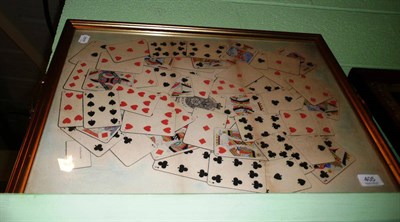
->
[69,41,105,65]
[106,40,149,63]
[210,78,251,95]
[96,52,144,74]
[114,83,160,117]
[286,74,333,105]
[280,110,334,136]
[63,61,92,91]
[58,90,84,127]
[216,61,264,87]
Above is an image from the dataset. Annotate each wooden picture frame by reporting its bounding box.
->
[6,19,399,193]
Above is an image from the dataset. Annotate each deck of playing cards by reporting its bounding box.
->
[57,37,353,192]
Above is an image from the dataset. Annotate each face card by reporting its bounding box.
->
[254,132,313,174]
[65,140,92,169]
[286,74,333,105]
[148,40,187,57]
[265,158,311,192]
[61,127,122,157]
[223,94,264,117]
[183,108,227,150]
[261,69,294,90]
[290,136,336,165]
[150,127,196,160]
[214,128,266,160]
[210,78,251,95]
[58,90,84,127]
[111,133,157,167]
[153,148,211,182]
[96,52,144,74]
[173,95,226,113]
[259,89,304,114]
[77,125,120,143]
[312,137,356,183]
[234,113,284,142]
[169,75,194,97]
[249,51,269,70]
[82,70,135,90]
[114,83,160,117]
[223,42,257,63]
[63,61,92,91]
[278,48,317,75]
[267,52,301,75]
[246,76,281,94]
[144,56,173,69]
[207,153,266,193]
[106,39,149,62]
[133,66,159,88]
[186,40,227,59]
[83,90,122,128]
[216,61,264,87]
[69,41,105,64]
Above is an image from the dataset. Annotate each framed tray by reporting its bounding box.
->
[6,20,399,193]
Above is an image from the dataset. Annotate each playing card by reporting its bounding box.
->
[82,70,135,90]
[267,52,301,75]
[114,83,160,116]
[254,132,313,174]
[190,74,214,98]
[171,57,199,70]
[223,42,257,63]
[214,128,266,160]
[259,89,304,113]
[83,90,122,128]
[148,40,187,57]
[207,153,266,192]
[278,48,317,74]
[290,135,336,165]
[146,69,181,93]
[63,61,92,91]
[169,75,194,97]
[76,126,120,143]
[216,61,264,86]
[173,95,226,113]
[249,51,269,70]
[69,41,105,64]
[265,158,311,192]
[280,110,333,135]
[155,93,194,129]
[234,113,284,142]
[106,39,149,62]
[260,69,293,90]
[60,127,122,157]
[111,133,157,167]
[150,127,196,160]
[58,90,84,127]
[286,74,333,105]
[312,137,356,183]
[65,140,92,169]
[183,108,227,150]
[153,148,211,182]
[246,76,281,94]
[96,52,144,74]
[133,66,159,88]
[121,108,175,136]
[144,56,173,69]
[304,97,340,121]
[223,94,264,117]
[191,58,231,69]
[186,40,227,59]
[210,78,251,95]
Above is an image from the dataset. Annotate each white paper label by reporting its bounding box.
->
[78,34,90,44]
[357,174,384,187]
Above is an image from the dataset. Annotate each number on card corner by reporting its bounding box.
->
[78,34,90,44]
